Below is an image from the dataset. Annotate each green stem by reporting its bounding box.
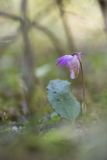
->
[79,59,86,113]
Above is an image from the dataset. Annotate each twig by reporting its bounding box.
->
[32,21,64,54]
[0,11,23,22]
[0,27,20,49]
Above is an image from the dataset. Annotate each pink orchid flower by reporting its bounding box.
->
[57,52,82,79]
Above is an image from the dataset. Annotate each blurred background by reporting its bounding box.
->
[0,0,107,121]
[0,0,107,159]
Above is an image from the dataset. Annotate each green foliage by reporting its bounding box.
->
[47,79,80,120]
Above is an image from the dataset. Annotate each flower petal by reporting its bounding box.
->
[56,53,82,79]
[70,55,80,73]
[57,55,73,67]
[70,70,75,79]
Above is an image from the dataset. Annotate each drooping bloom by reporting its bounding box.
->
[57,52,82,79]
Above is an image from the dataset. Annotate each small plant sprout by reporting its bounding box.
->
[57,52,86,113]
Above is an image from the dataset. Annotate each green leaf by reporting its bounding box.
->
[47,79,80,120]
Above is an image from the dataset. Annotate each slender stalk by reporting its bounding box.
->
[79,59,86,113]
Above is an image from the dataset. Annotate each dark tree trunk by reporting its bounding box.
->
[20,0,36,114]
[56,0,76,52]
[98,0,107,31]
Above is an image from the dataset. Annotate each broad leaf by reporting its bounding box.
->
[47,79,80,120]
